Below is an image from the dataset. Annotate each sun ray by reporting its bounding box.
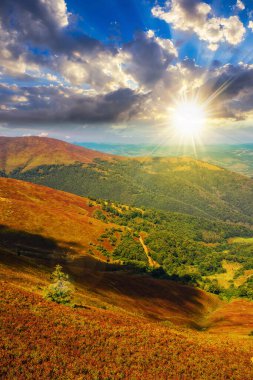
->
[171,99,206,138]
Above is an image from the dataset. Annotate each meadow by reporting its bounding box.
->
[1,279,253,380]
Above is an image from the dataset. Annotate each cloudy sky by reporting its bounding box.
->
[1,0,253,143]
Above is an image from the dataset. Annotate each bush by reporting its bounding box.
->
[44,265,73,305]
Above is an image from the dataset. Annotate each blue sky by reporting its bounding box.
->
[1,0,253,143]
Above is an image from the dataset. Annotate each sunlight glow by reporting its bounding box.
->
[172,100,206,138]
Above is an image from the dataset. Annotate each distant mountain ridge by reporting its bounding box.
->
[77,141,253,177]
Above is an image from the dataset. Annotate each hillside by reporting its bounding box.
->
[1,177,253,378]
[0,177,220,325]
[0,177,253,320]
[1,136,253,224]
[0,177,117,259]
[0,136,116,173]
[1,280,253,380]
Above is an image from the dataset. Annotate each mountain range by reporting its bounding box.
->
[1,136,253,225]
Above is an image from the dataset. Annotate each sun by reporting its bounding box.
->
[171,100,206,138]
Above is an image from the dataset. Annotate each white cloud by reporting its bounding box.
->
[146,30,178,57]
[11,95,29,103]
[248,20,253,31]
[59,50,134,92]
[40,0,69,28]
[236,0,245,11]
[38,132,49,137]
[152,0,245,50]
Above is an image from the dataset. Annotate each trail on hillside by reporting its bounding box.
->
[139,236,159,268]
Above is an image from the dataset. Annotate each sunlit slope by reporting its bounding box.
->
[1,281,253,380]
[2,137,252,223]
[0,136,116,173]
[0,177,115,256]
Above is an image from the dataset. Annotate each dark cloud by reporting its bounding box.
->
[177,0,203,16]
[0,0,103,57]
[123,31,177,86]
[0,85,143,124]
[213,65,253,98]
[202,64,253,120]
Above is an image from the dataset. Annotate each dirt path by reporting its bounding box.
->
[139,236,159,268]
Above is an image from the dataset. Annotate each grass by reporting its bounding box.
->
[0,136,117,173]
[228,237,253,244]
[207,260,242,289]
[0,177,119,259]
[0,176,253,378]
[1,280,253,380]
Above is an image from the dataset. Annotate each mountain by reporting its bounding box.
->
[1,136,253,224]
[0,136,116,173]
[77,142,253,177]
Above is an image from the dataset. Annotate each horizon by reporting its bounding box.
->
[2,134,253,146]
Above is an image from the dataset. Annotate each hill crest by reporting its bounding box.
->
[0,136,227,173]
[0,136,117,173]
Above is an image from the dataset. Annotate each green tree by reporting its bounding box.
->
[44,265,73,305]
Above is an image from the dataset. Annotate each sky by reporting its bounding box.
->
[1,0,253,144]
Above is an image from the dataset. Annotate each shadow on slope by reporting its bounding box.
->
[0,224,220,328]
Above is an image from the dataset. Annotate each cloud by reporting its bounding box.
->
[40,0,69,28]
[0,0,252,131]
[0,0,103,80]
[201,63,253,121]
[248,20,253,31]
[152,0,245,50]
[235,0,245,11]
[0,84,143,124]
[123,30,177,87]
[38,132,49,137]
[58,50,133,92]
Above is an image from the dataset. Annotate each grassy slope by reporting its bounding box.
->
[1,136,253,224]
[0,280,253,380]
[0,178,253,378]
[0,136,117,173]
[0,177,116,257]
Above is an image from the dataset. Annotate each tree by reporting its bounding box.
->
[44,265,73,305]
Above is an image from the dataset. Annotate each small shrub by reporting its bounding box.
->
[44,265,73,305]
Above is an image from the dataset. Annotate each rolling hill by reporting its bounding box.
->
[1,136,253,225]
[0,136,117,173]
[78,142,253,177]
